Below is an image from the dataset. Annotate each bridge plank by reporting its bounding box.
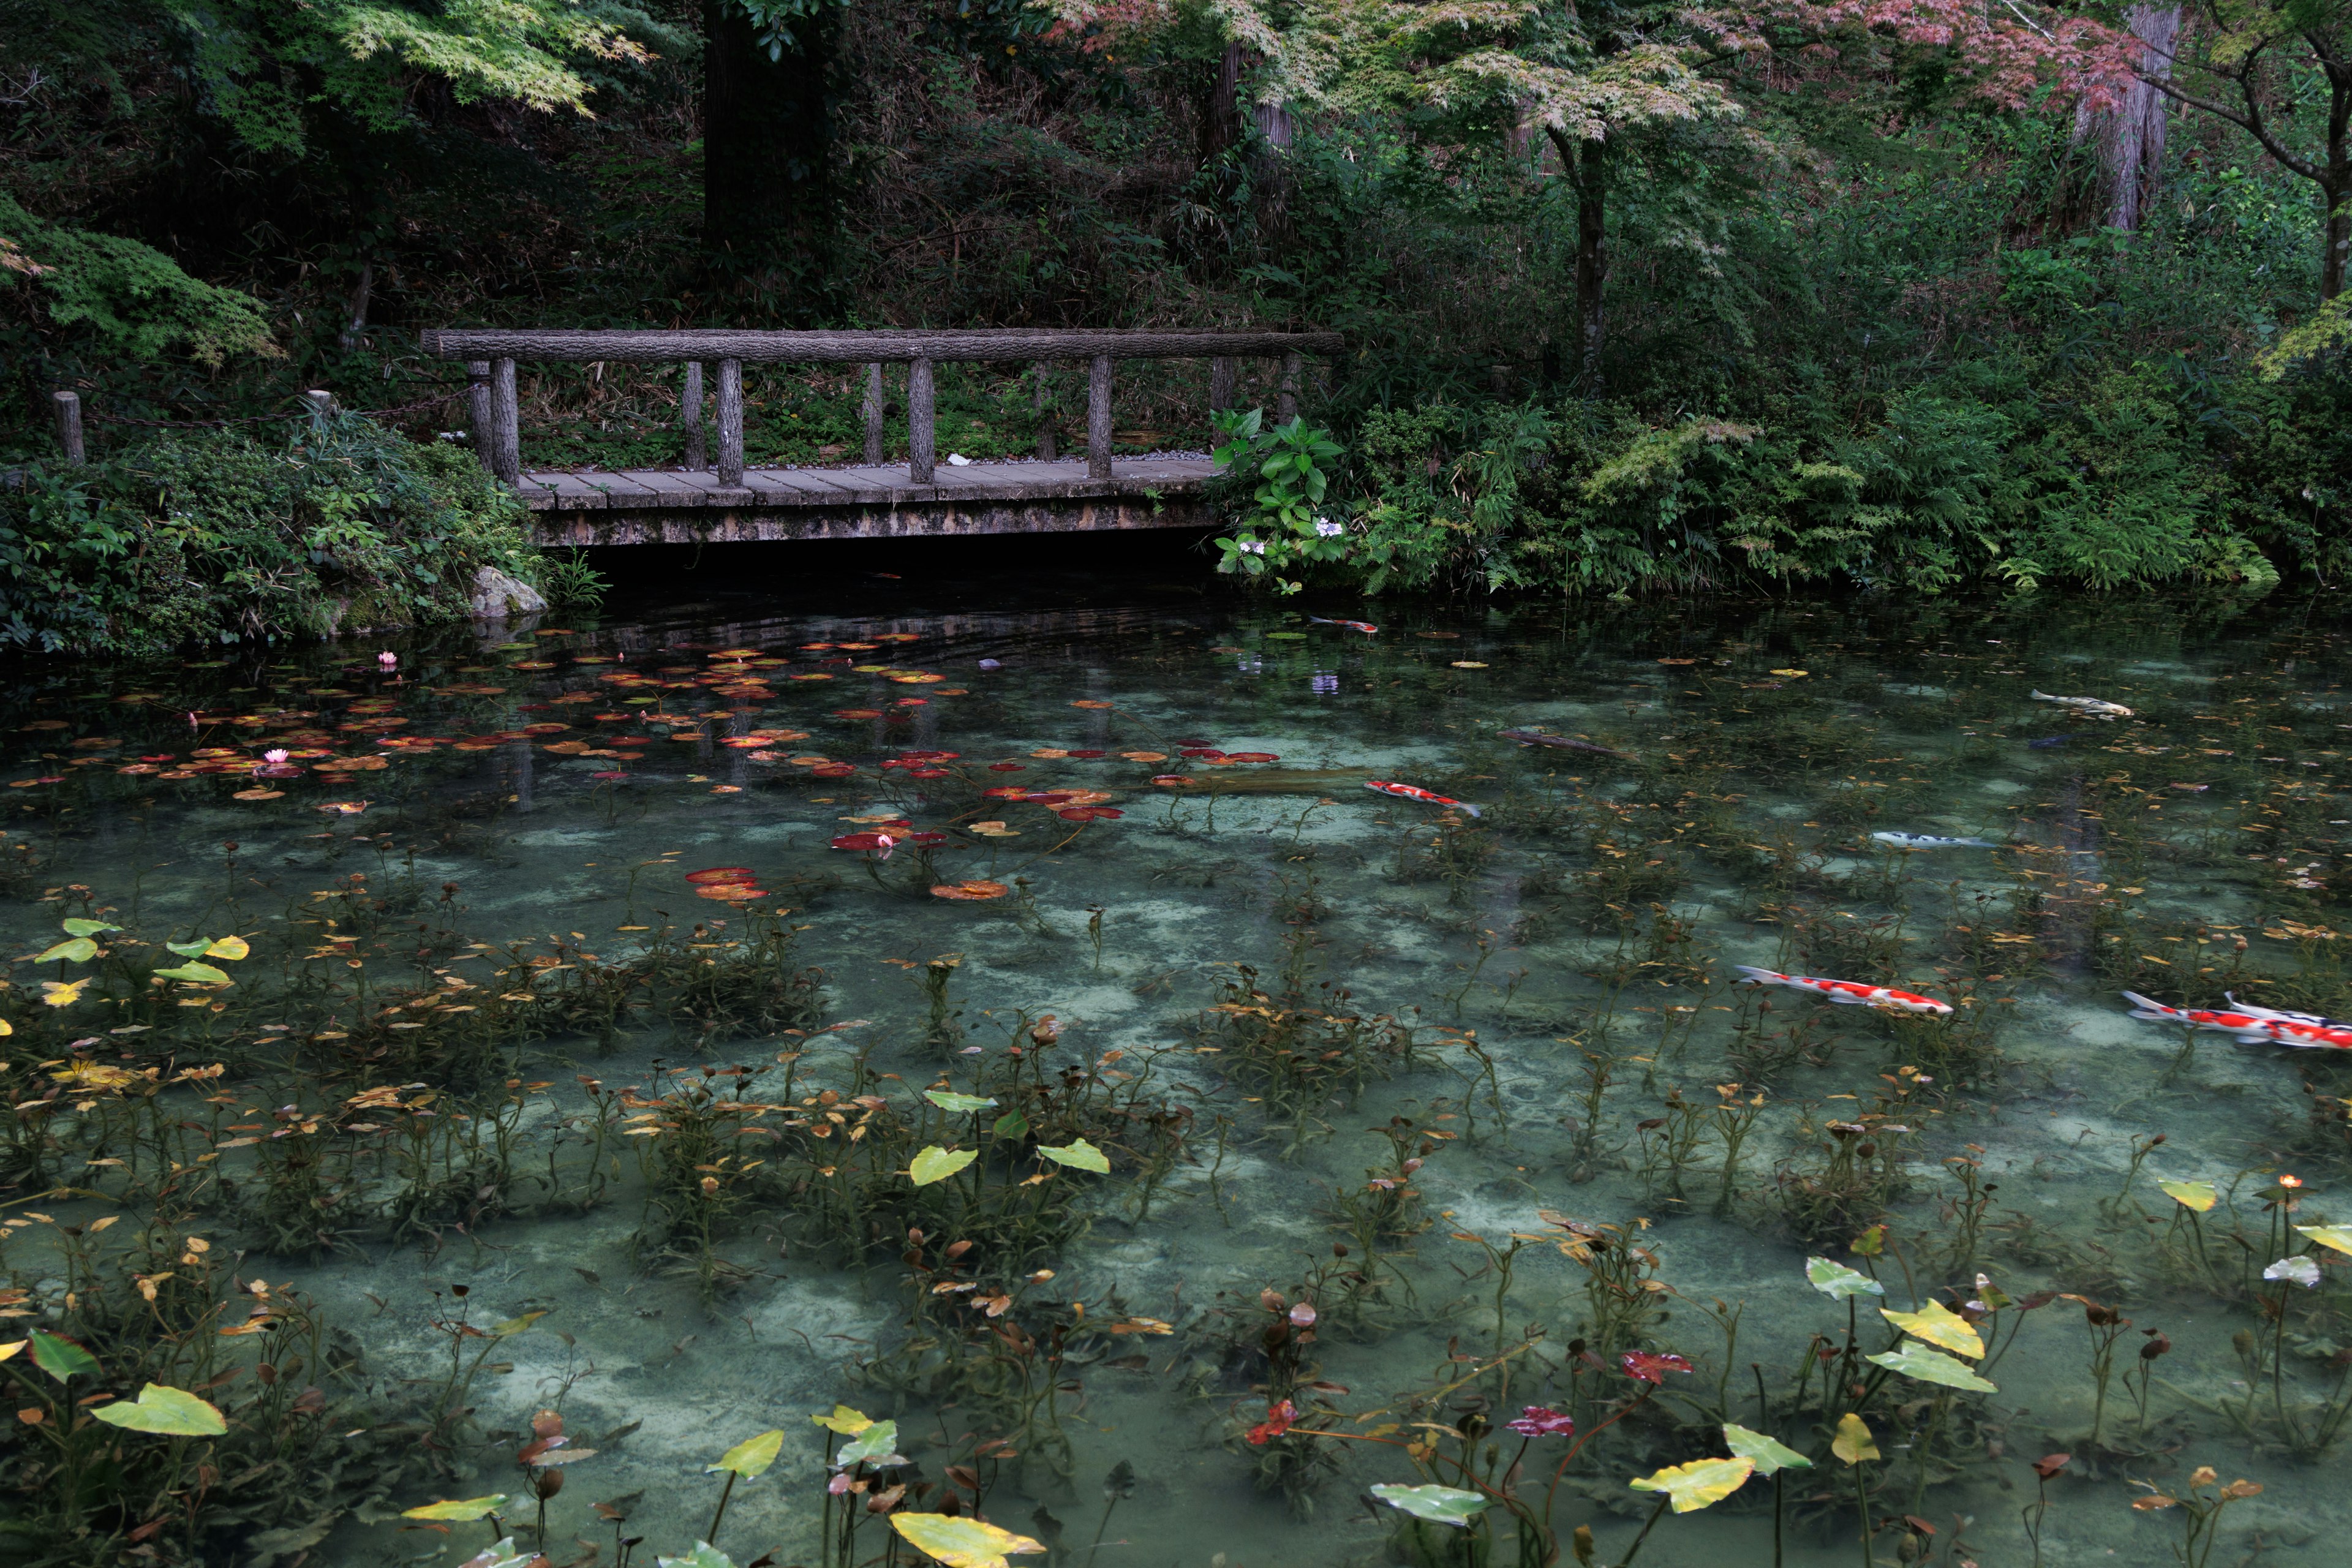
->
[612,470,717,507]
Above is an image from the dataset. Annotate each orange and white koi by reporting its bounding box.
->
[1365,780,1480,818]
[2225,992,2352,1031]
[1735,965,1953,1016]
[2122,992,2352,1050]
[1310,617,1379,634]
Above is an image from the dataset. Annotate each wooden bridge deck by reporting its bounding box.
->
[521,454,1218,546]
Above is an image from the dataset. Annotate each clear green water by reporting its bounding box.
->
[7,584,2352,1568]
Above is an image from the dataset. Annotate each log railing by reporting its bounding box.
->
[418,328,1344,489]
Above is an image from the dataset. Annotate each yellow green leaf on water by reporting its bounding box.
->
[1037,1139,1110,1174]
[35,937,97,964]
[836,1419,900,1467]
[204,935,251,960]
[1723,1423,1812,1475]
[889,1512,1047,1568]
[811,1404,873,1436]
[2160,1181,2218,1213]
[1867,1342,1998,1393]
[1629,1456,1754,1513]
[401,1495,510,1521]
[655,1545,736,1568]
[2297,1226,2352,1257]
[910,1146,977,1186]
[491,1310,548,1338]
[1832,1412,1879,1465]
[707,1429,785,1478]
[153,962,233,986]
[923,1090,995,1114]
[60,919,120,937]
[1880,1300,1985,1359]
[1368,1484,1492,1526]
[89,1383,227,1436]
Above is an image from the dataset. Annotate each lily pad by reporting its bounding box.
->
[1037,1139,1111,1174]
[1368,1484,1492,1526]
[59,919,121,937]
[1723,1423,1812,1475]
[889,1514,1046,1568]
[812,1404,873,1435]
[29,1330,96,1383]
[924,1090,997,1115]
[401,1496,510,1522]
[2297,1225,2352,1257]
[34,937,97,965]
[1806,1257,1884,1300]
[153,962,233,986]
[1629,1456,1755,1513]
[837,1419,902,1467]
[656,1547,737,1568]
[1880,1300,1985,1359]
[1832,1412,1880,1464]
[2160,1180,2218,1213]
[89,1383,228,1436]
[910,1146,978,1186]
[708,1430,785,1478]
[1867,1342,1998,1393]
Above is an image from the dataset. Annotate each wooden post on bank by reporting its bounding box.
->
[304,389,333,431]
[50,391,84,465]
[862,363,884,466]
[489,357,521,486]
[1209,356,1236,414]
[907,357,935,483]
[465,361,493,476]
[715,358,744,487]
[682,361,706,470]
[1087,355,1114,480]
[1277,351,1301,423]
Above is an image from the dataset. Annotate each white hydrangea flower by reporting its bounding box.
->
[1237,540,1265,555]
[1314,518,1344,538]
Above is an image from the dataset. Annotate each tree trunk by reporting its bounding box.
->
[2105,6,2180,231]
[1573,138,1607,386]
[703,0,842,321]
[2328,69,2351,298]
[1205,43,1246,162]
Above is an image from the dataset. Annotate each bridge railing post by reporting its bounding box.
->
[465,361,493,477]
[1277,351,1301,423]
[1208,356,1235,416]
[50,391,85,466]
[716,358,745,487]
[1087,354,1113,480]
[908,356,935,483]
[682,362,705,470]
[1034,363,1055,460]
[862,363,884,466]
[490,357,521,486]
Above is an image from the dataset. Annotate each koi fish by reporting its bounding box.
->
[1365,780,1481,818]
[2026,736,2075,749]
[1310,617,1379,634]
[1499,728,1634,760]
[1734,965,1953,1016]
[1871,832,1997,849]
[2225,993,2352,1031]
[2030,689,2132,719]
[2124,992,2352,1049]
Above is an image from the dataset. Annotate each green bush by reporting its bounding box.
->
[0,416,541,652]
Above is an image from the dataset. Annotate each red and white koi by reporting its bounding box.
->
[2122,992,2352,1050]
[1365,780,1481,818]
[1310,616,1379,634]
[2225,992,2352,1031]
[1735,965,1953,1016]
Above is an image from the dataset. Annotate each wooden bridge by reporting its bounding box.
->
[418,327,1342,546]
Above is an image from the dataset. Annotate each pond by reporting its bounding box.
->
[6,574,2350,1568]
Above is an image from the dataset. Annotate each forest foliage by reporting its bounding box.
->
[1,0,2347,617]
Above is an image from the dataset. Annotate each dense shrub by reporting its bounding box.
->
[0,416,540,652]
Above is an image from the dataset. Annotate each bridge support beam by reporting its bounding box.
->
[489,358,521,486]
[1088,354,1113,480]
[716,358,745,486]
[908,356,935,483]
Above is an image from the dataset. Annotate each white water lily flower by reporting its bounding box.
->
[2264,1256,2321,1288]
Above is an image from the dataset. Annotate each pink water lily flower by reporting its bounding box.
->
[378,651,398,669]
[263,750,290,765]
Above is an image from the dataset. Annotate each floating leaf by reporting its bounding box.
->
[1831,1412,1880,1465]
[1867,1343,1997,1393]
[837,1419,902,1468]
[164,940,212,958]
[1037,1139,1110,1174]
[204,935,251,961]
[910,1146,977,1186]
[492,1310,548,1338]
[992,1109,1030,1140]
[34,937,97,964]
[707,1430,785,1479]
[0,1341,20,1362]
[402,1496,510,1522]
[2296,1226,2352,1257]
[153,962,233,986]
[1368,1484,1493,1526]
[811,1404,873,1436]
[889,1513,1046,1568]
[461,1537,542,1568]
[2160,1181,2218,1213]
[1880,1301,1985,1359]
[1629,1456,1754,1513]
[59,919,120,937]
[89,1383,227,1436]
[1806,1257,1884,1300]
[656,1545,738,1568]
[924,1090,997,1115]
[29,1330,97,1383]
[1723,1423,1812,1476]
[38,978,88,1006]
